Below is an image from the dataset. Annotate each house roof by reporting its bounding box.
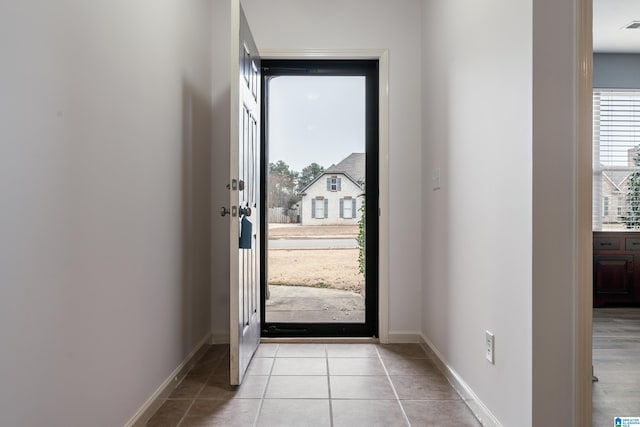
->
[603,170,631,192]
[325,153,365,183]
[299,152,366,194]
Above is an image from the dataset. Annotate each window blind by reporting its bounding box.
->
[593,89,640,230]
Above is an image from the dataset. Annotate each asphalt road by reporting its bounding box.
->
[268,238,358,249]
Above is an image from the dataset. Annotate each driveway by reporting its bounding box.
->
[265,285,364,323]
[268,238,358,250]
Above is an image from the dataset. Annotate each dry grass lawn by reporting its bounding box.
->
[268,224,358,239]
[268,248,364,294]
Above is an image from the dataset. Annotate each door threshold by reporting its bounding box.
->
[260,337,379,344]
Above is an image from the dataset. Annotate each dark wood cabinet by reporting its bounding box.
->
[593,232,640,307]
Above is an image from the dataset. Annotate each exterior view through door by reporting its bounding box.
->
[261,60,379,337]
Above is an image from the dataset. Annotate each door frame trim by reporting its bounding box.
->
[260,49,390,343]
[576,0,593,423]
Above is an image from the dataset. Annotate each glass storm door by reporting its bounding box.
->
[260,60,379,338]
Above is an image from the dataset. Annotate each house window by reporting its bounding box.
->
[343,199,352,218]
[618,196,624,219]
[311,197,328,219]
[316,200,324,218]
[327,176,341,192]
[593,89,640,230]
[340,197,356,219]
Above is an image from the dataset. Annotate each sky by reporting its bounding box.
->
[267,75,365,173]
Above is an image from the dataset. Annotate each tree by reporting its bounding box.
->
[268,160,298,210]
[625,150,640,229]
[297,162,324,193]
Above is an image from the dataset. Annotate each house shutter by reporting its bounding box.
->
[324,199,329,218]
[337,177,342,191]
[311,199,316,218]
[352,199,357,218]
[593,90,640,231]
[327,178,331,191]
[339,199,344,218]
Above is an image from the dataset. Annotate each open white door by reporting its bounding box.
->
[229,0,261,385]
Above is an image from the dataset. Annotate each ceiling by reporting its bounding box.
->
[594,0,640,53]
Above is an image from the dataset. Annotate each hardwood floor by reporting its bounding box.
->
[593,308,640,426]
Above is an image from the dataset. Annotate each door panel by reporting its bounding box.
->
[229,0,260,386]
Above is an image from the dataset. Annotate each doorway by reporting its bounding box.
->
[260,60,379,337]
[591,82,640,425]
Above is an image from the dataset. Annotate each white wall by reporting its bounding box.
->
[0,0,584,424]
[421,0,582,424]
[234,0,424,334]
[420,0,533,425]
[210,0,233,340]
[0,1,213,425]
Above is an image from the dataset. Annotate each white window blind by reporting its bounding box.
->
[593,89,640,231]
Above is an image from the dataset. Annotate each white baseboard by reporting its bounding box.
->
[124,332,212,427]
[387,330,423,343]
[210,330,230,344]
[418,332,502,427]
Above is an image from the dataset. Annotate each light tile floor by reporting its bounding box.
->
[147,343,480,427]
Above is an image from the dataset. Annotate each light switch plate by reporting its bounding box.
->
[432,168,441,190]
[486,331,495,364]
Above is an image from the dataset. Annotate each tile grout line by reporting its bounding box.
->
[253,343,279,427]
[375,346,412,427]
[325,344,334,427]
[175,347,226,427]
[174,399,197,427]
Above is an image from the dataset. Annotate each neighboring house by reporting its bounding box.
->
[597,147,640,228]
[299,153,365,225]
[600,169,629,225]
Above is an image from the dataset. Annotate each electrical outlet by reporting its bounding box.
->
[485,331,495,364]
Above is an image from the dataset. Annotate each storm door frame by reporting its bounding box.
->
[259,59,379,337]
